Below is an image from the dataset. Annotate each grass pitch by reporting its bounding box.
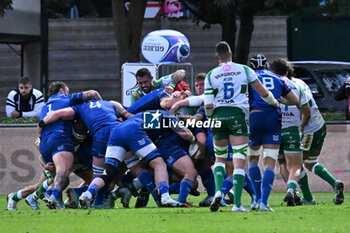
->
[1,192,349,233]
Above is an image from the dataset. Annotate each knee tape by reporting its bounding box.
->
[232,144,248,160]
[263,148,279,160]
[248,147,260,156]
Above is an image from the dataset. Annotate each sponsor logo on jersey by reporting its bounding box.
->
[282,112,295,117]
[217,99,235,104]
[214,71,241,79]
[223,64,231,71]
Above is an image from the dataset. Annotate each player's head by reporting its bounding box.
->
[18,77,32,98]
[136,68,153,94]
[48,81,69,97]
[194,73,206,95]
[249,54,268,70]
[270,58,294,79]
[72,120,88,144]
[215,41,232,62]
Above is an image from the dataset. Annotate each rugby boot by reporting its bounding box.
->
[25,194,40,210]
[161,195,182,207]
[209,191,222,212]
[48,195,64,209]
[199,195,214,207]
[333,180,344,205]
[283,189,296,206]
[7,193,18,211]
[120,187,132,208]
[301,197,316,205]
[135,189,150,208]
[79,192,92,209]
[232,205,249,212]
[260,203,274,212]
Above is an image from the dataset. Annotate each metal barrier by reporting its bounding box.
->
[157,62,194,92]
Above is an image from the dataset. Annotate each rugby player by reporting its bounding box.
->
[247,54,299,211]
[38,81,101,208]
[270,58,311,206]
[78,111,190,208]
[204,43,281,212]
[292,73,345,205]
[130,68,186,104]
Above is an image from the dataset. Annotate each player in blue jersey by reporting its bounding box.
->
[247,54,299,211]
[40,99,131,208]
[143,111,199,206]
[78,110,196,208]
[37,81,101,209]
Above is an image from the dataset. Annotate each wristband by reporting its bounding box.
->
[38,120,45,128]
[169,82,176,89]
[121,110,129,117]
[205,108,214,117]
[262,91,278,106]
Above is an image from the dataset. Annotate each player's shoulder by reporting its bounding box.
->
[7,89,18,99]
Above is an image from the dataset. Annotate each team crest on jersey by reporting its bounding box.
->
[138,138,146,146]
[272,135,279,141]
[222,64,231,71]
[143,110,161,129]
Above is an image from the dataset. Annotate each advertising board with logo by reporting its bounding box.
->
[121,63,157,107]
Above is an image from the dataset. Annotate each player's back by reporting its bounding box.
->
[73,100,120,137]
[206,62,255,111]
[293,78,324,133]
[249,69,291,112]
[40,92,83,138]
[280,77,309,128]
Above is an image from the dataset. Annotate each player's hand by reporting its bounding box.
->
[183,90,192,98]
[170,102,180,113]
[11,111,20,118]
[172,91,182,98]
[44,162,55,172]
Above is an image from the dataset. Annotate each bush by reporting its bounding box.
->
[321,112,346,121]
[0,117,38,124]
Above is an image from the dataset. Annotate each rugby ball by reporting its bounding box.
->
[141,29,190,64]
[189,142,201,159]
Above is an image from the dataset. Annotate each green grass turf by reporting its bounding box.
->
[1,192,349,233]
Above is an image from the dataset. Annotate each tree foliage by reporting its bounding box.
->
[179,0,349,64]
[0,0,13,17]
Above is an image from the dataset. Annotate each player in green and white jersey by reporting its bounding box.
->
[270,58,311,206]
[204,41,279,212]
[130,68,185,104]
[293,77,345,205]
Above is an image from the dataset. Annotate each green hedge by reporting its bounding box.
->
[321,112,346,121]
[0,117,39,124]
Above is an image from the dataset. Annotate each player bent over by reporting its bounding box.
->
[79,114,183,208]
